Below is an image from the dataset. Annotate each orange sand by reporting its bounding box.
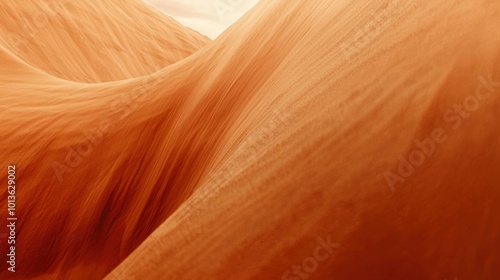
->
[1,0,499,279]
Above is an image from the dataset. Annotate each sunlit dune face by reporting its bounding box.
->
[1,0,500,279]
[142,0,259,39]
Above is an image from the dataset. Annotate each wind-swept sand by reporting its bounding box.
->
[1,0,500,279]
[0,0,209,82]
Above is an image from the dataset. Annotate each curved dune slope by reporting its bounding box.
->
[1,0,500,280]
[109,1,500,279]
[0,0,209,82]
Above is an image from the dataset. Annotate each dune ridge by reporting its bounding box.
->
[0,0,499,279]
[0,0,209,82]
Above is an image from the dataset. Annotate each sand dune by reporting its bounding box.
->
[0,0,209,82]
[1,0,500,279]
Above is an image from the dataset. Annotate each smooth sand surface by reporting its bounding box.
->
[1,0,499,279]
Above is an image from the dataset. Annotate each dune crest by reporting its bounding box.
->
[0,0,499,279]
[0,0,209,82]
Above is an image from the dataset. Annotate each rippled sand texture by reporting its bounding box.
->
[1,0,500,279]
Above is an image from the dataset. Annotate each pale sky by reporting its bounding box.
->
[143,0,259,39]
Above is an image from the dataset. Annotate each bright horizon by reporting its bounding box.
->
[143,0,259,39]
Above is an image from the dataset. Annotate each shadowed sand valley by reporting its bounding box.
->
[0,0,500,279]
